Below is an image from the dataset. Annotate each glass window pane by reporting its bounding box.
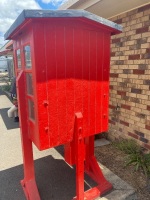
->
[24,45,32,69]
[26,73,33,95]
[16,49,21,68]
[28,100,35,120]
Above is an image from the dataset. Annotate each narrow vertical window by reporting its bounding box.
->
[16,49,21,68]
[24,45,32,69]
[26,73,33,95]
[28,100,35,120]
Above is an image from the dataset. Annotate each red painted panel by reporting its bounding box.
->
[65,27,75,142]
[95,31,103,133]
[45,25,59,147]
[89,31,97,135]
[73,28,83,123]
[55,25,67,145]
[101,33,110,131]
[82,30,90,137]
[33,22,49,149]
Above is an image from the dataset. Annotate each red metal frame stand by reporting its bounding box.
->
[17,71,40,200]
[84,136,113,196]
[72,113,112,200]
[73,113,85,200]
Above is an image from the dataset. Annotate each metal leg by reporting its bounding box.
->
[85,136,113,196]
[73,112,85,200]
[73,113,103,200]
[17,71,40,200]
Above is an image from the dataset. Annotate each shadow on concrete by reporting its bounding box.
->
[0,89,5,95]
[0,154,97,200]
[0,108,19,130]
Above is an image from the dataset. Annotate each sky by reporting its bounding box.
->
[0,0,68,48]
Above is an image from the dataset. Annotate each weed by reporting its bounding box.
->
[126,152,150,177]
[113,139,140,154]
[113,139,150,178]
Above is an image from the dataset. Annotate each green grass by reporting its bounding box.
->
[113,139,140,154]
[113,139,150,178]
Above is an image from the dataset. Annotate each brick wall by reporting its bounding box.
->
[109,4,150,150]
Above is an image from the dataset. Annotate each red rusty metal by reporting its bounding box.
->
[5,10,122,200]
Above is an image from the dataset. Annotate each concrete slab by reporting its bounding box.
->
[0,95,12,109]
[0,90,137,200]
[94,138,110,147]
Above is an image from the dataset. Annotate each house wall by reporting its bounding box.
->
[109,4,150,150]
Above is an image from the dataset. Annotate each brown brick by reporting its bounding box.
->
[128,54,140,60]
[142,32,150,38]
[129,44,141,50]
[119,82,127,87]
[133,69,145,74]
[128,132,139,139]
[110,73,118,78]
[141,43,149,48]
[116,51,124,56]
[112,117,119,122]
[138,64,148,70]
[109,105,115,109]
[111,52,115,56]
[115,60,124,65]
[124,78,132,83]
[113,18,122,24]
[146,120,150,126]
[116,42,123,47]
[138,4,150,12]
[146,48,150,53]
[121,36,131,42]
[112,38,121,44]
[146,125,150,130]
[144,80,150,85]
[121,104,131,110]
[123,69,132,74]
[136,26,149,34]
[109,120,116,125]
[122,96,130,101]
[140,137,148,143]
[136,38,147,44]
[130,97,140,103]
[117,91,126,96]
[144,21,150,27]
[135,130,144,137]
[141,53,150,59]
[120,120,129,127]
[109,85,114,90]
[147,105,150,111]
[136,113,146,119]
[131,88,142,94]
[144,144,150,150]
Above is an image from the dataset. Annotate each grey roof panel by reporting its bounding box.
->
[4,9,122,40]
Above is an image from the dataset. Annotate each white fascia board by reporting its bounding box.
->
[59,0,79,10]
[73,0,102,9]
[59,0,101,10]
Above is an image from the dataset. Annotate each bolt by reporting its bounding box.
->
[43,100,48,106]
[44,127,49,132]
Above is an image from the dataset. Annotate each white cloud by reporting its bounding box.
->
[42,0,68,6]
[0,0,41,48]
